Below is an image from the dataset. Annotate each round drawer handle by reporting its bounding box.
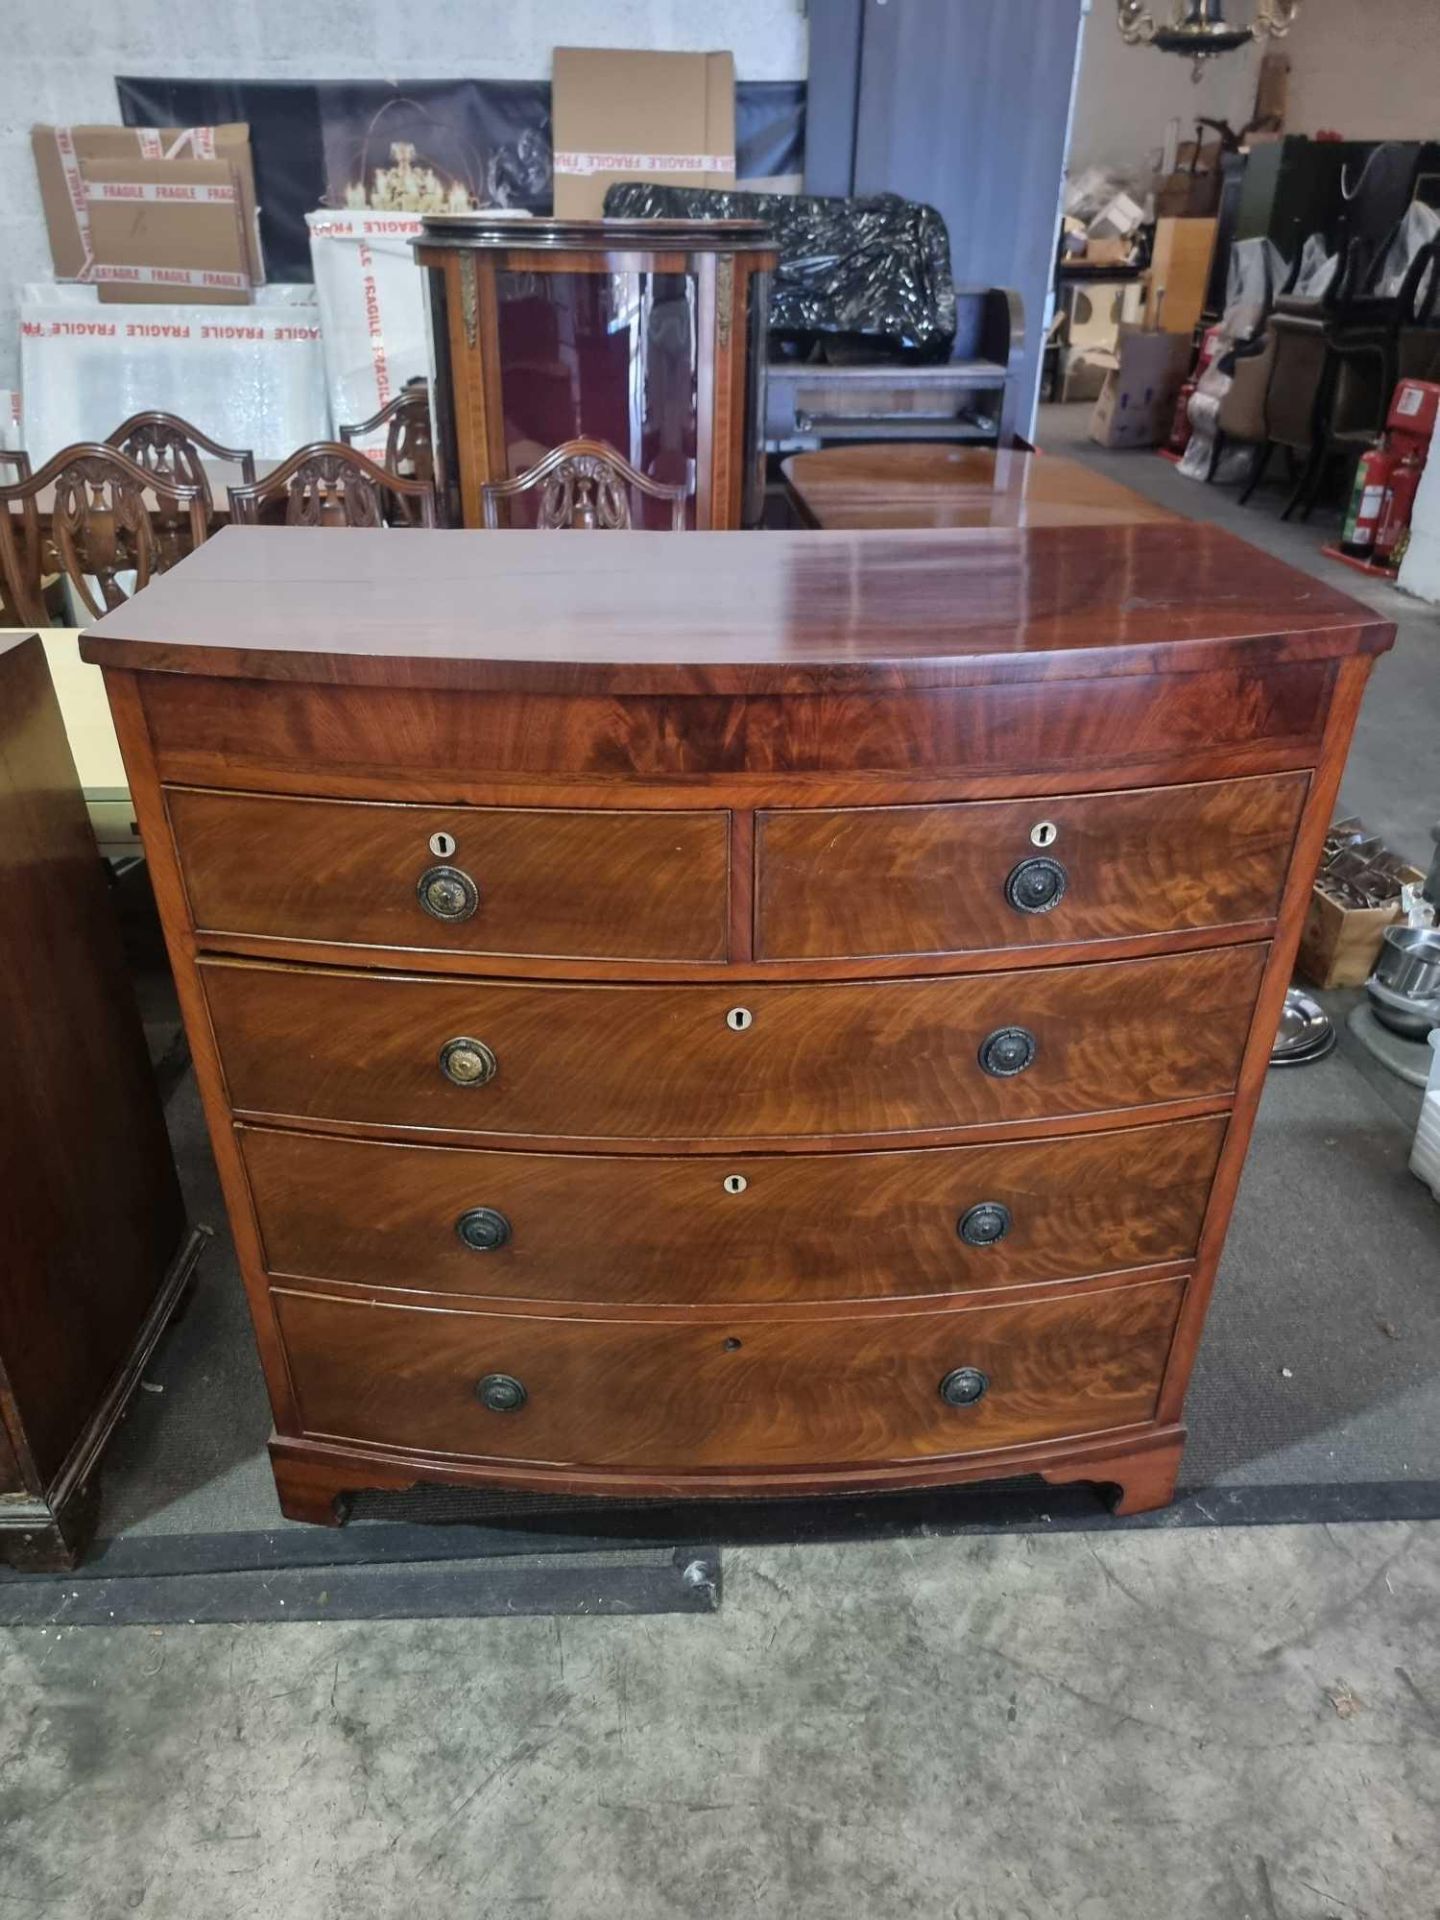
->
[1004,855,1067,915]
[438,1036,498,1087]
[978,1026,1037,1078]
[939,1366,990,1408]
[456,1206,512,1253]
[476,1372,527,1413]
[957,1201,1012,1247]
[417,864,480,922]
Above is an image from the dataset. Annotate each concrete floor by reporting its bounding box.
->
[3,1526,1439,1918]
[3,420,1440,1920]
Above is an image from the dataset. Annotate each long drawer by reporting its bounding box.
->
[203,945,1267,1143]
[167,787,731,963]
[755,774,1306,960]
[241,1116,1226,1305]
[273,1275,1185,1470]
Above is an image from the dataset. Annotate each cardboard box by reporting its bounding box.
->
[1153,144,1223,219]
[1089,327,1192,448]
[1295,872,1426,990]
[83,157,253,305]
[552,48,735,220]
[31,124,263,289]
[1143,217,1218,334]
[1061,279,1144,354]
[1082,237,1134,268]
[1060,346,1118,405]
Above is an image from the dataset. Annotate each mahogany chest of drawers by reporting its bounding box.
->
[81,524,1391,1523]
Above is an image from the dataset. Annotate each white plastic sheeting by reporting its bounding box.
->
[1373,200,1440,301]
[1177,239,1287,485]
[18,285,329,467]
[306,212,428,454]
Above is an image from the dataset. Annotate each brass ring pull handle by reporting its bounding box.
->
[978,1026,1036,1078]
[475,1372,526,1413]
[438,1036,498,1087]
[957,1201,1012,1247]
[417,864,480,922]
[455,1207,512,1252]
[939,1367,989,1408]
[1004,855,1067,915]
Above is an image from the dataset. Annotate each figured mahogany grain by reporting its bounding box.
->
[273,1274,1186,1470]
[240,1115,1227,1306]
[82,523,1393,1523]
[203,946,1266,1145]
[755,774,1307,960]
[80,524,1391,695]
[166,787,731,963]
[134,664,1333,796]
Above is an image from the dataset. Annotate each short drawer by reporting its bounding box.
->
[273,1275,1185,1471]
[241,1116,1226,1305]
[204,945,1265,1143]
[166,787,730,963]
[755,774,1307,960]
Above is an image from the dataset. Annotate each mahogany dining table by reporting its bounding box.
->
[781,443,1177,531]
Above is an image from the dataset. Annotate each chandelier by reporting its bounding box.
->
[1116,0,1300,80]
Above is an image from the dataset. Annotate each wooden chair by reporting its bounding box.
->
[0,443,208,627]
[227,442,436,528]
[338,380,434,489]
[0,454,33,625]
[107,410,257,511]
[481,437,689,530]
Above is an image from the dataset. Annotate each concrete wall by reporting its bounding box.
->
[1069,0,1440,184]
[0,0,808,389]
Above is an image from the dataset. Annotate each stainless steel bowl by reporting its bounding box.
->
[1374,925,1440,1001]
[1368,925,1440,1038]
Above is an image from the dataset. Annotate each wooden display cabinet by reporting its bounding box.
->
[414,215,776,529]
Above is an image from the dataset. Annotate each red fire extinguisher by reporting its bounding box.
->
[1374,447,1425,566]
[1168,379,1196,454]
[1341,445,1396,558]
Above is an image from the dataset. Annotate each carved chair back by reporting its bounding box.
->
[480,437,689,531]
[338,382,434,490]
[226,441,436,529]
[0,443,209,627]
[107,411,258,513]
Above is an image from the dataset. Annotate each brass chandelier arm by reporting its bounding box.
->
[1116,0,1156,44]
[1114,0,1302,54]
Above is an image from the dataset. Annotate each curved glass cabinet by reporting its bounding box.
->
[414,215,775,529]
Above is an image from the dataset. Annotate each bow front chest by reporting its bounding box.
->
[82,524,1391,1522]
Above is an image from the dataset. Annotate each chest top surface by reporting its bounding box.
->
[79,524,1392,697]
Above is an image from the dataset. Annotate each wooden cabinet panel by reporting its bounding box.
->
[135,663,1334,794]
[204,945,1266,1144]
[0,636,189,1567]
[274,1275,1185,1471]
[167,787,730,963]
[755,775,1307,960]
[242,1116,1226,1305]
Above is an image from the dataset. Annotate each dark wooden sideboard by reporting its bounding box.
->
[80,525,1391,1523]
[0,634,201,1568]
